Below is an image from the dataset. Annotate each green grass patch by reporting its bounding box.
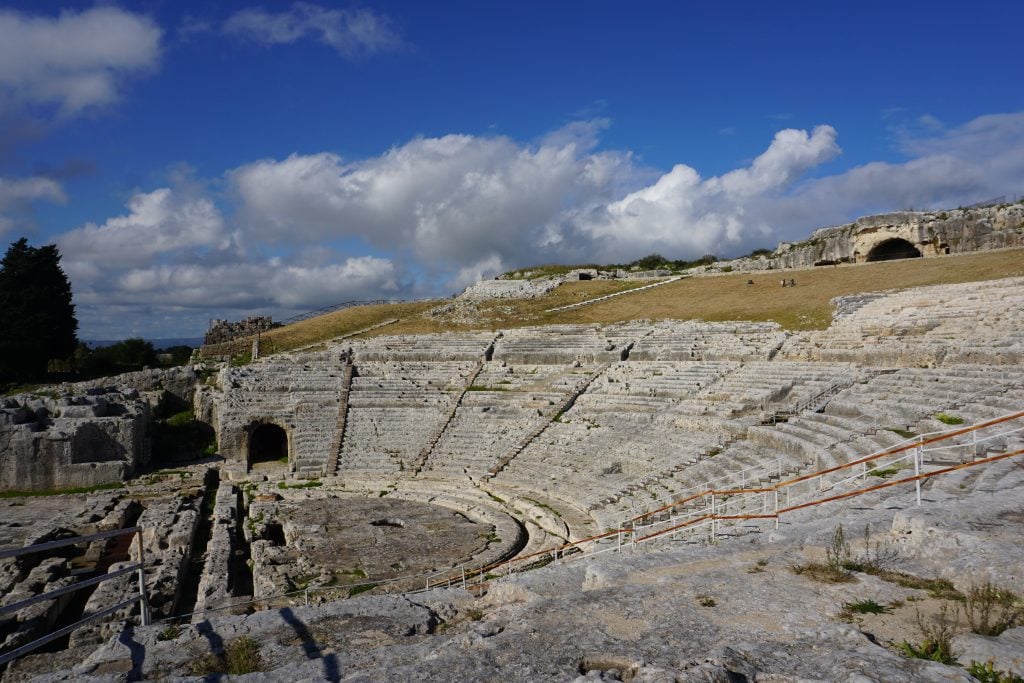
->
[870,569,963,600]
[843,599,891,615]
[967,661,1024,683]
[935,412,965,425]
[869,465,902,478]
[166,410,194,427]
[885,427,917,439]
[277,480,323,489]
[190,635,264,676]
[348,582,378,597]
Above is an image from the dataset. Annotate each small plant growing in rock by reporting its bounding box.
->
[747,558,769,574]
[601,461,623,475]
[157,624,180,641]
[827,525,852,572]
[898,603,960,665]
[697,595,716,607]
[189,635,264,676]
[965,582,1022,637]
[935,412,965,425]
[791,525,859,583]
[843,599,891,615]
[843,524,900,573]
[967,660,1024,683]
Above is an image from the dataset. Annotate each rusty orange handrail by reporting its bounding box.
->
[629,409,1024,524]
[462,411,1024,585]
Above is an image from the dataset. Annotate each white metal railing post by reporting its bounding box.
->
[710,492,716,543]
[774,489,779,529]
[972,430,977,460]
[304,587,309,606]
[135,531,151,627]
[915,439,923,506]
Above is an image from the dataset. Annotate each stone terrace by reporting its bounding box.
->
[209,276,1024,543]
[780,276,1024,366]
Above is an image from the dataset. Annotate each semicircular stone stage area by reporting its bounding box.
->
[246,492,524,602]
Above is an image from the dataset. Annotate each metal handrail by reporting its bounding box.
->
[0,526,150,666]
[166,409,1024,623]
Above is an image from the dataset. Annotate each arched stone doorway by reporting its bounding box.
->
[249,423,288,467]
[866,238,922,262]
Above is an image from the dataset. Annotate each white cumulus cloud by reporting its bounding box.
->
[0,6,161,115]
[230,125,635,275]
[57,111,1024,339]
[0,175,66,235]
[58,188,233,272]
[225,3,401,58]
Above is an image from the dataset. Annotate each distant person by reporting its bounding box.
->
[789,278,796,287]
[780,279,787,287]
[746,279,754,285]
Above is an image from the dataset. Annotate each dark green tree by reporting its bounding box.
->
[632,253,668,270]
[0,238,78,382]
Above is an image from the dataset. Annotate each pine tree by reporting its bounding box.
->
[0,238,78,382]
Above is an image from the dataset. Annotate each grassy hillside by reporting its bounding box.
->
[216,248,1024,356]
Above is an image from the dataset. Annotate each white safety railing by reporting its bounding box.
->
[0,526,150,666]
[164,408,1024,622]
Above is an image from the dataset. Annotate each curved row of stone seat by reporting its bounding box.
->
[336,361,477,475]
[781,277,1024,365]
[593,361,738,399]
[629,321,785,361]
[491,325,629,364]
[347,332,495,362]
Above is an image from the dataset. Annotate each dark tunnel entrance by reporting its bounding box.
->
[249,423,288,466]
[865,238,922,262]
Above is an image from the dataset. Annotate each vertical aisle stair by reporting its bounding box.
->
[325,362,355,476]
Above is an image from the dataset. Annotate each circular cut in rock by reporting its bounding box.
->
[255,496,499,594]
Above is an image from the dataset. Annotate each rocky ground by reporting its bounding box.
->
[8,457,1021,682]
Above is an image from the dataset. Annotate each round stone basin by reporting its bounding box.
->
[253,495,501,591]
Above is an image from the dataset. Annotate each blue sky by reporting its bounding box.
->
[1,1,1022,339]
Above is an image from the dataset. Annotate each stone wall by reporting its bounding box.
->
[708,201,1024,273]
[0,389,150,491]
[64,366,198,406]
[204,316,275,345]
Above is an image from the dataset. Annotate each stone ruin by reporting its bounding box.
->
[2,275,1024,680]
[203,316,276,345]
[705,200,1024,273]
[0,367,196,493]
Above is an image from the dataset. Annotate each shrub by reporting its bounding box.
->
[935,413,965,425]
[842,524,900,573]
[965,582,1022,637]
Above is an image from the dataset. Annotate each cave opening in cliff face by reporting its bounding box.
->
[866,238,922,262]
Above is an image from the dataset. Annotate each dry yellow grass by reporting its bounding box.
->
[557,248,1024,330]
[220,248,1024,356]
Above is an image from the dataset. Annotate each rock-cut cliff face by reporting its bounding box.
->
[750,202,1024,271]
